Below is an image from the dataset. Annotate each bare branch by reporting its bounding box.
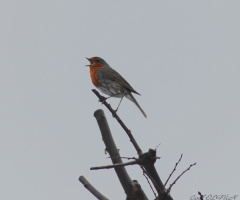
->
[94,109,148,200]
[79,176,109,200]
[164,154,183,187]
[141,166,158,197]
[91,94,174,200]
[92,89,143,156]
[167,162,197,193]
[107,156,138,160]
[91,160,139,170]
[139,149,173,200]
[155,143,161,151]
[142,169,157,198]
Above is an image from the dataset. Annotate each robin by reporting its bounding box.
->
[86,57,147,118]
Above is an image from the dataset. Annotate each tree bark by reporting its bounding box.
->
[94,109,148,200]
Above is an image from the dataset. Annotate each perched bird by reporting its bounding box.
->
[86,57,147,118]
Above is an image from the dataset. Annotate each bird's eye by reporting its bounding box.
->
[96,60,99,63]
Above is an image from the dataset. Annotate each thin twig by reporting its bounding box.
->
[92,89,143,156]
[155,143,161,151]
[140,165,162,195]
[164,154,183,187]
[90,160,139,170]
[107,156,138,160]
[167,162,197,192]
[142,170,157,197]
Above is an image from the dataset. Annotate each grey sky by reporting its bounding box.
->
[0,1,239,199]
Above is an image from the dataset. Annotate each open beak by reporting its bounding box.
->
[85,57,90,67]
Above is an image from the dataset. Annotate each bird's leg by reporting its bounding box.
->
[98,95,113,104]
[98,93,118,104]
[112,96,124,117]
[98,95,108,104]
[116,96,124,112]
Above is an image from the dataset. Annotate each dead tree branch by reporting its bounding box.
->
[94,109,148,200]
[167,162,197,193]
[92,89,143,156]
[79,176,109,200]
[108,156,138,160]
[142,170,157,198]
[92,90,174,200]
[81,90,198,200]
[139,149,173,200]
[164,154,183,187]
[91,160,139,170]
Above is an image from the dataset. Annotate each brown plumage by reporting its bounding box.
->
[87,57,147,118]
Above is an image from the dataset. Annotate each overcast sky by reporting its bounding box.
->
[0,1,239,200]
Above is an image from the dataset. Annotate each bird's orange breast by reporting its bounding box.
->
[89,64,104,87]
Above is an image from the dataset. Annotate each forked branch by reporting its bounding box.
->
[164,154,183,187]
[94,109,148,200]
[88,90,196,200]
[167,162,197,193]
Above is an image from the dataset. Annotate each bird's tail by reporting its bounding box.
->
[127,93,147,118]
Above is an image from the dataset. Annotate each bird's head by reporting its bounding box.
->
[86,57,107,68]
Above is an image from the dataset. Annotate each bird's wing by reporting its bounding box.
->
[100,67,141,95]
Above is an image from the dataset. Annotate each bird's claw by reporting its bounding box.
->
[112,109,118,118]
[98,96,107,104]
